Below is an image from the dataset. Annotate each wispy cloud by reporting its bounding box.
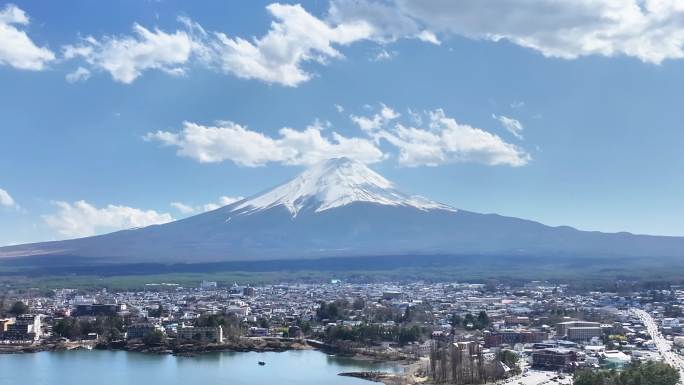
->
[492,114,524,140]
[171,196,244,215]
[350,103,400,132]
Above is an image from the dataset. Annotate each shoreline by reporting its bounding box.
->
[0,338,420,384]
[0,337,415,362]
[0,338,309,355]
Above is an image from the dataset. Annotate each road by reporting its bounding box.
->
[631,308,684,383]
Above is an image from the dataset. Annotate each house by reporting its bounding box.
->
[532,348,575,370]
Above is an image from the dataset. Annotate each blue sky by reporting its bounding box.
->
[1,0,684,245]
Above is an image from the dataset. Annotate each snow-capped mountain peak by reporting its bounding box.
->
[232,157,456,217]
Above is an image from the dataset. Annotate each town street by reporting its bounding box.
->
[631,309,684,384]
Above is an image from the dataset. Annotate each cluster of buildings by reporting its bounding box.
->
[478,287,684,374]
[2,280,684,378]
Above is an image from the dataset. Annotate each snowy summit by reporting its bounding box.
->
[232,157,456,217]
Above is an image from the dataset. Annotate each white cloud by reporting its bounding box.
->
[0,188,17,208]
[148,105,530,169]
[218,195,243,205]
[378,109,530,167]
[144,120,385,167]
[201,203,221,212]
[65,66,91,83]
[328,0,421,43]
[171,195,244,215]
[328,1,438,46]
[492,114,524,140]
[12,0,684,84]
[350,103,400,131]
[210,3,373,86]
[510,101,525,109]
[63,24,196,83]
[0,4,54,70]
[202,196,244,212]
[43,200,173,239]
[371,48,394,61]
[415,30,440,45]
[170,201,196,214]
[59,3,377,86]
[407,108,423,125]
[351,0,684,64]
[334,104,344,113]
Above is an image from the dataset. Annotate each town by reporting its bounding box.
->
[1,279,684,384]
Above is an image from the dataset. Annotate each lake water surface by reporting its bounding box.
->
[0,349,400,385]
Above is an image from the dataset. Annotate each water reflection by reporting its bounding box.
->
[326,354,403,373]
[0,349,399,385]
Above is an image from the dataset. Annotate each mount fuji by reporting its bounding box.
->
[2,157,684,264]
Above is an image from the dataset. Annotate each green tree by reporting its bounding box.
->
[403,306,412,322]
[316,301,342,321]
[477,311,490,329]
[497,350,518,369]
[148,304,164,318]
[397,325,422,345]
[9,301,28,316]
[53,318,81,339]
[574,362,679,385]
[463,313,476,329]
[142,330,165,347]
[450,314,462,329]
[257,317,270,329]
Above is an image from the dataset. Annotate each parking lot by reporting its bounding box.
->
[499,369,573,385]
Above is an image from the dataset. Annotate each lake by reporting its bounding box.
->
[0,349,401,385]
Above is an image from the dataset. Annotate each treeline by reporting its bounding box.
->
[193,314,242,340]
[317,299,433,324]
[574,362,679,385]
[53,316,125,341]
[451,311,490,330]
[323,324,425,345]
[0,300,29,317]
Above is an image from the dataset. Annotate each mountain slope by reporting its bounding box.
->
[2,157,683,263]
